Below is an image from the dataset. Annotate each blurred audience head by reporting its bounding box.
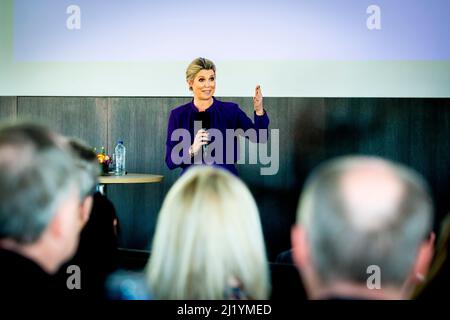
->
[291,156,434,299]
[66,137,100,227]
[0,122,92,274]
[147,166,270,299]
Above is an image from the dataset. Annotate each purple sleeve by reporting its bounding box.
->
[235,105,269,143]
[165,110,189,170]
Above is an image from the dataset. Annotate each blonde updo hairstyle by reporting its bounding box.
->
[186,57,216,91]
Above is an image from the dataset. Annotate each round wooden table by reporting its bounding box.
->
[97,173,163,194]
[98,173,164,184]
[97,173,164,254]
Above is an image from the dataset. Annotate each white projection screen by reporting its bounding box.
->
[1,0,449,97]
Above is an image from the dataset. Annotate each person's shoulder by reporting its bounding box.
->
[215,99,240,112]
[171,101,192,116]
[0,249,57,299]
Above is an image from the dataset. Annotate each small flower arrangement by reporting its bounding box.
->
[95,146,112,175]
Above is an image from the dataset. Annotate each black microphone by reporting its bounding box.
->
[194,112,211,155]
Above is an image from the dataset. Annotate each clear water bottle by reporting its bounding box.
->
[114,140,126,176]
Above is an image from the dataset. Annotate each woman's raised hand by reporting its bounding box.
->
[253,85,264,116]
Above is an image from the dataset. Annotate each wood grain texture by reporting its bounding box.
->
[0,97,17,121]
[0,95,448,260]
[98,173,163,184]
[17,97,107,148]
[107,97,190,249]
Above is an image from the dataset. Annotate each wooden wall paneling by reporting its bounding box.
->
[4,95,448,257]
[237,97,329,259]
[229,97,327,260]
[354,98,388,156]
[405,99,450,223]
[432,99,450,221]
[16,97,107,148]
[259,98,327,259]
[229,96,264,184]
[227,96,316,189]
[380,98,411,162]
[0,96,17,121]
[107,97,190,249]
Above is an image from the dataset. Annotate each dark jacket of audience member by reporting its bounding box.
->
[54,138,119,299]
[55,192,119,299]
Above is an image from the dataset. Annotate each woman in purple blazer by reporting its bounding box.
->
[165,57,269,176]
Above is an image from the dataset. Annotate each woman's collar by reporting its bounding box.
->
[191,97,217,112]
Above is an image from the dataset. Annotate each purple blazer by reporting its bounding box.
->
[165,97,269,176]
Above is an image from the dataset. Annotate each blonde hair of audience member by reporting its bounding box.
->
[291,156,434,300]
[147,166,270,300]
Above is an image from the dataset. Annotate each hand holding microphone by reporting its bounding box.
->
[192,112,211,157]
[189,129,209,157]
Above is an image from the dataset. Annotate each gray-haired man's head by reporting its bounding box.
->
[292,156,434,299]
[0,123,80,244]
[67,137,100,199]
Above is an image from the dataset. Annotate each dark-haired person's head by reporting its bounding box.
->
[66,137,100,227]
[291,156,434,300]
